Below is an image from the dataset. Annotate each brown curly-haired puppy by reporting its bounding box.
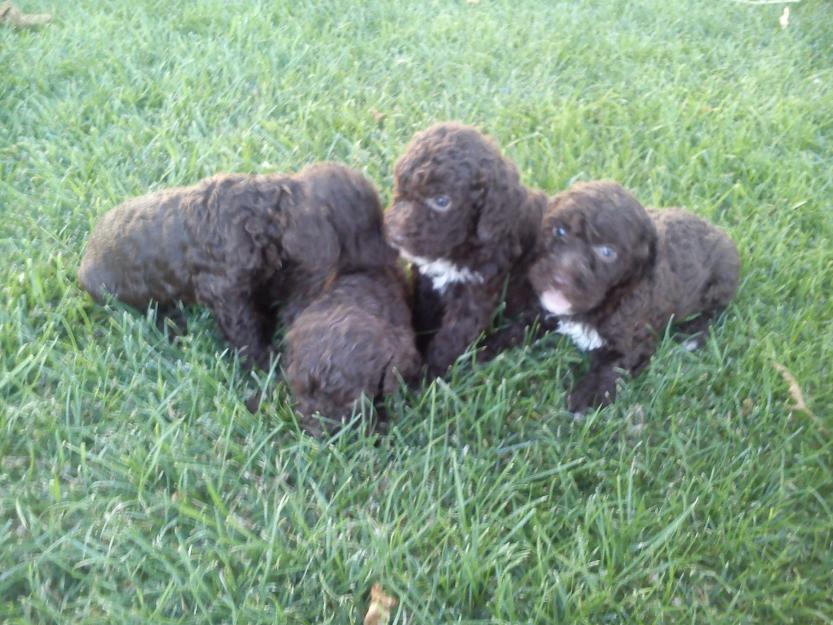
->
[528,180,740,413]
[275,164,397,329]
[385,122,550,378]
[284,265,421,437]
[78,162,384,369]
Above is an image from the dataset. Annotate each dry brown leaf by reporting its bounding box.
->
[0,1,52,27]
[779,6,790,29]
[774,363,811,414]
[773,363,828,435]
[370,109,386,124]
[363,584,397,625]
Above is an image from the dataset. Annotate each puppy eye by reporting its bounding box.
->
[593,245,617,261]
[426,195,452,212]
[553,225,568,238]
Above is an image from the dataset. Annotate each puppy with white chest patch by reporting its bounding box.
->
[529,180,740,413]
[384,122,550,378]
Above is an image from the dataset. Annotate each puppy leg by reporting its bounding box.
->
[477,323,528,363]
[424,283,499,379]
[412,272,445,355]
[677,257,738,351]
[196,275,274,370]
[568,341,655,413]
[154,303,188,339]
[673,311,719,351]
[217,299,274,369]
[478,309,556,363]
[568,348,622,413]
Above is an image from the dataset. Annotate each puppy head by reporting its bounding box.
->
[385,122,528,264]
[528,181,656,316]
[284,162,397,273]
[285,299,415,433]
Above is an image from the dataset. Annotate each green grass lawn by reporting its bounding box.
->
[2,0,832,622]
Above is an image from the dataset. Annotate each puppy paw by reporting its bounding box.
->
[423,349,452,381]
[243,346,276,372]
[425,365,449,382]
[475,345,502,364]
[244,391,263,414]
[154,305,188,340]
[567,376,616,413]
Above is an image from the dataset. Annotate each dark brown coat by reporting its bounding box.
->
[384,122,550,378]
[78,162,386,369]
[528,181,740,412]
[284,265,421,436]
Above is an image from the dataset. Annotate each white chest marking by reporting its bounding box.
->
[556,319,605,351]
[400,251,484,293]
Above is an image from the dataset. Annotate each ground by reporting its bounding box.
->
[1,0,832,623]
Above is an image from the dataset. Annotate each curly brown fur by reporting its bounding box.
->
[284,265,421,437]
[78,162,385,369]
[384,122,551,378]
[275,163,396,328]
[528,180,740,413]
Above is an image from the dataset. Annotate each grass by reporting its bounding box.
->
[2,0,832,622]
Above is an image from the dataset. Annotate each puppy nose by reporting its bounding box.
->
[384,203,409,242]
[383,220,403,248]
[558,250,584,271]
[551,273,569,288]
[386,231,404,249]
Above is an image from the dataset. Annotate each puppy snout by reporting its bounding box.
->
[383,222,405,249]
[557,250,584,272]
[383,201,414,246]
[532,250,583,290]
[551,272,569,288]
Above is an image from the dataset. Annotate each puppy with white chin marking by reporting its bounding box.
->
[529,180,740,413]
[384,122,550,378]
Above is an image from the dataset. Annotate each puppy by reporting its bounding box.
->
[385,122,549,378]
[284,266,421,436]
[528,180,740,412]
[282,173,420,435]
[78,162,383,369]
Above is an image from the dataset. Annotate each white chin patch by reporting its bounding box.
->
[556,320,605,351]
[398,250,484,293]
[539,289,573,316]
[539,290,605,351]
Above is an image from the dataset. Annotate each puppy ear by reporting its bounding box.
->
[242,180,294,240]
[475,161,525,244]
[282,206,340,273]
[636,218,658,269]
[243,219,267,247]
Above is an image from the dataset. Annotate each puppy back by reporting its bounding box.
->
[650,207,740,311]
[78,183,205,306]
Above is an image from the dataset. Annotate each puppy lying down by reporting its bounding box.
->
[78,162,376,369]
[284,266,421,437]
[278,167,420,436]
[529,181,740,412]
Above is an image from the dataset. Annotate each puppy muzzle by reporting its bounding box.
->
[383,201,416,249]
